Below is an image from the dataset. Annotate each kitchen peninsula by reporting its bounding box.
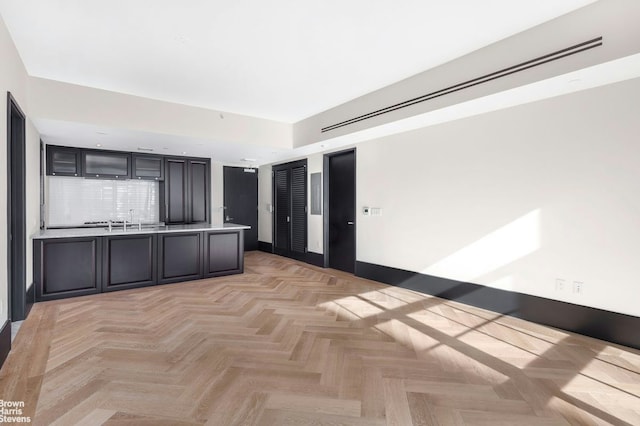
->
[33,223,249,301]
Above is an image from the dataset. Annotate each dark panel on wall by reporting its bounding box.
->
[356,261,640,350]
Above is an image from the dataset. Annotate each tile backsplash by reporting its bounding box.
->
[48,177,160,226]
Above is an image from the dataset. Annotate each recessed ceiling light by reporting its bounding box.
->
[182,151,187,155]
[242,158,256,162]
[96,143,102,147]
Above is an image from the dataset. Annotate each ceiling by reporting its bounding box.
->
[9,1,637,166]
[1,0,596,123]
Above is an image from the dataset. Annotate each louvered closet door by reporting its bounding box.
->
[274,168,290,252]
[290,165,307,255]
[272,160,307,259]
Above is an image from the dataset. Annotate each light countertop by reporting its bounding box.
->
[32,223,250,239]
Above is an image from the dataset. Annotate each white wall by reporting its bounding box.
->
[307,153,323,254]
[28,77,292,150]
[1,15,40,323]
[258,165,272,243]
[211,161,224,226]
[355,78,640,317]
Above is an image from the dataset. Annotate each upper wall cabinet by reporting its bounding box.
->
[82,150,131,179]
[165,157,210,225]
[132,154,164,181]
[47,145,82,176]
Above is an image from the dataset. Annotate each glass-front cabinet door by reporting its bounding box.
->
[132,154,164,180]
[47,145,82,176]
[82,151,131,179]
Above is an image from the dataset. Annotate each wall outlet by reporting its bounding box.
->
[555,278,566,291]
[573,281,584,294]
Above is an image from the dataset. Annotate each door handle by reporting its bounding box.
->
[287,216,290,223]
[347,221,354,225]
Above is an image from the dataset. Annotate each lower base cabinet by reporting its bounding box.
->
[205,231,243,277]
[158,232,203,284]
[103,234,157,291]
[35,237,102,301]
[34,229,244,301]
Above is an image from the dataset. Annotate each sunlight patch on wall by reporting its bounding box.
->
[423,209,541,283]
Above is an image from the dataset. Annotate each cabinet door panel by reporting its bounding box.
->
[133,154,164,180]
[158,232,203,283]
[166,159,187,223]
[47,146,81,176]
[190,160,208,223]
[36,238,101,300]
[103,235,156,291]
[205,231,242,277]
[83,151,131,178]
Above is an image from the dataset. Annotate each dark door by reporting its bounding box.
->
[7,93,27,320]
[326,150,356,273]
[273,160,307,260]
[223,166,258,251]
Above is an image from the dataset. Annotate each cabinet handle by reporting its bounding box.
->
[347,221,354,225]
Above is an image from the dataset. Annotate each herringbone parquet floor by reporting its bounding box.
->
[1,252,639,425]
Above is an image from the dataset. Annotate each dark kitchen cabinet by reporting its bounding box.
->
[204,230,244,277]
[34,237,101,301]
[82,150,131,179]
[164,157,210,224]
[102,234,157,291]
[34,228,245,301]
[157,232,204,284]
[46,145,82,176]
[133,154,164,181]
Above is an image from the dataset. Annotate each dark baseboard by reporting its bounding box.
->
[258,241,273,253]
[25,284,35,319]
[356,261,640,350]
[0,320,10,369]
[305,251,324,267]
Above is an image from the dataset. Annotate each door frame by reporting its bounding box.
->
[7,92,27,321]
[323,148,356,269]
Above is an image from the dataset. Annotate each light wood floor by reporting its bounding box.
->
[1,252,639,425]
